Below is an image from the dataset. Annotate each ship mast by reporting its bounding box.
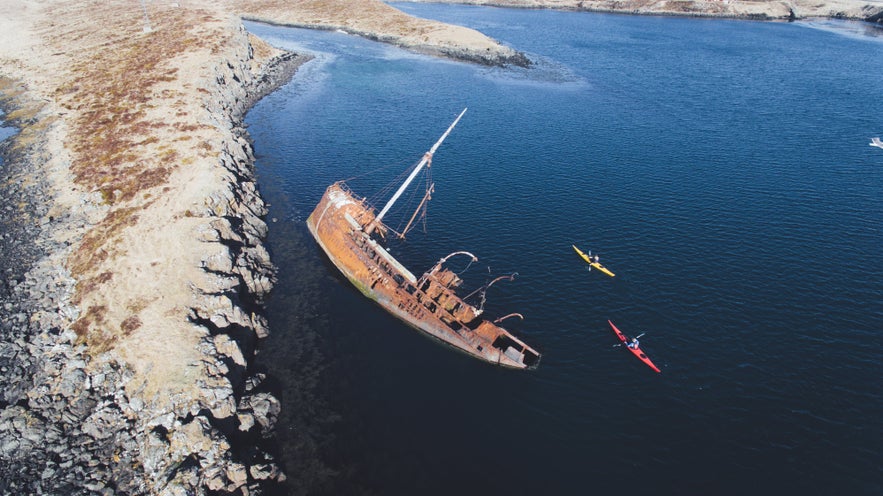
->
[365,108,467,235]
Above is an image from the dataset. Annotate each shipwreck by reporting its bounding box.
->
[306,109,541,369]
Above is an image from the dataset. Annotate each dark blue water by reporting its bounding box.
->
[244,8,883,496]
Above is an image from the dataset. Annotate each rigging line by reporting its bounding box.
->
[457,258,474,276]
[369,169,405,204]
[418,170,433,234]
[384,225,405,239]
[396,172,423,232]
[401,185,432,238]
[389,158,434,235]
[340,154,413,184]
[418,206,428,234]
[366,158,423,208]
[400,198,422,237]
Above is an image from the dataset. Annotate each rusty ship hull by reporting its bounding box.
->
[306,182,541,369]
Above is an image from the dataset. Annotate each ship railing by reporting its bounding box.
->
[335,181,374,210]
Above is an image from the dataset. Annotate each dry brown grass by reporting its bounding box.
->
[70,304,114,352]
[73,271,115,301]
[49,3,237,212]
[57,11,197,206]
[68,207,140,281]
[120,315,142,334]
[238,0,433,35]
[44,3,236,351]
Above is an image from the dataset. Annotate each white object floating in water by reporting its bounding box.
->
[870,137,883,149]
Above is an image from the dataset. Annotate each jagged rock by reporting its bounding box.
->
[249,463,281,481]
[193,294,252,329]
[209,217,244,245]
[20,423,44,444]
[247,393,280,430]
[205,466,227,491]
[203,356,230,377]
[209,395,237,420]
[251,313,270,340]
[81,403,123,441]
[244,372,265,393]
[128,396,144,413]
[147,412,176,431]
[237,412,255,432]
[226,462,249,490]
[214,334,247,367]
[57,367,88,398]
[196,223,222,242]
[169,417,219,458]
[203,246,235,274]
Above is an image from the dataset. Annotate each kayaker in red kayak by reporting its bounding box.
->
[608,320,661,373]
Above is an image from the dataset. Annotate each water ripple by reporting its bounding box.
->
[247,8,883,496]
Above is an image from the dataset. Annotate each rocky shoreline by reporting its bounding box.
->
[237,0,883,74]
[401,0,883,24]
[237,0,534,67]
[0,9,309,495]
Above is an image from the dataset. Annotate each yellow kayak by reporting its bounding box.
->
[572,244,615,277]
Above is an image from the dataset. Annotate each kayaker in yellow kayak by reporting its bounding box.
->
[572,244,615,277]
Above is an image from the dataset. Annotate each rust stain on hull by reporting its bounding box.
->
[306,146,541,369]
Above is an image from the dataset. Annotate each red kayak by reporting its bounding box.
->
[608,320,661,373]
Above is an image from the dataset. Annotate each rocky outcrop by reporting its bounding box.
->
[864,5,883,23]
[239,0,881,70]
[236,0,533,67]
[327,25,533,67]
[0,14,309,496]
[402,0,883,23]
